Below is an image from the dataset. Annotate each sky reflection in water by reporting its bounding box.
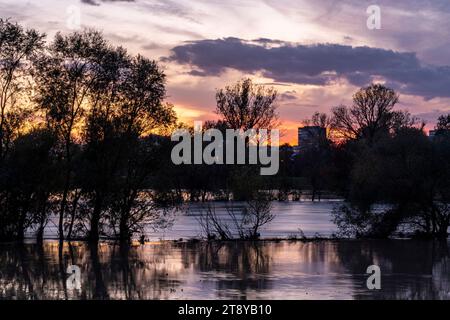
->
[0,240,449,300]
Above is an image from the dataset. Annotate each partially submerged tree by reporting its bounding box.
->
[83,54,176,242]
[0,128,57,241]
[198,191,274,240]
[33,30,109,241]
[32,30,176,242]
[333,125,450,238]
[296,112,335,201]
[0,20,46,241]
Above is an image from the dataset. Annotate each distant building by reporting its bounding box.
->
[429,129,450,140]
[428,130,437,140]
[298,126,326,149]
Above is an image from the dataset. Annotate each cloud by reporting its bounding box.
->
[80,0,135,6]
[279,90,298,102]
[166,37,450,99]
[80,0,198,22]
[415,109,450,124]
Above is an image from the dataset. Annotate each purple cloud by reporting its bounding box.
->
[166,37,450,99]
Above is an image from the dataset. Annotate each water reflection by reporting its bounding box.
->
[0,240,449,300]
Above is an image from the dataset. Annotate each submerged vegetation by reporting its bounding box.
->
[0,20,449,242]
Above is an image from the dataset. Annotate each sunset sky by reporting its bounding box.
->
[1,0,450,144]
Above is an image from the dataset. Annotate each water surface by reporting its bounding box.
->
[149,201,340,240]
[39,201,340,241]
[1,240,449,300]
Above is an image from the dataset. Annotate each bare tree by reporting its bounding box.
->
[216,78,278,130]
[198,192,274,240]
[198,204,233,240]
[302,112,332,130]
[240,193,274,239]
[331,84,409,142]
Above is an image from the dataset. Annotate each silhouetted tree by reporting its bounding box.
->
[0,20,47,241]
[0,19,44,161]
[331,84,418,143]
[436,114,450,133]
[199,191,274,240]
[0,128,57,241]
[334,123,449,238]
[296,112,335,201]
[216,78,278,130]
[82,52,176,241]
[33,30,109,241]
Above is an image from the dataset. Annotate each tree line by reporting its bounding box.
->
[167,81,450,239]
[0,20,177,242]
[0,20,449,242]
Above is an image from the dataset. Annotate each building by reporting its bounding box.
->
[298,126,326,149]
[428,130,437,140]
[429,129,450,140]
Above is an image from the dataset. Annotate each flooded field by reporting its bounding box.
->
[1,239,449,300]
[39,201,342,241]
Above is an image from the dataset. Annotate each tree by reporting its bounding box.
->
[33,30,109,241]
[296,112,335,201]
[80,45,133,241]
[216,78,278,130]
[0,20,45,241]
[198,191,274,240]
[107,136,176,242]
[436,114,450,133]
[0,128,57,241]
[302,112,332,132]
[215,79,279,201]
[333,125,449,239]
[331,84,417,143]
[0,22,178,242]
[82,53,176,242]
[0,19,44,160]
[294,142,334,202]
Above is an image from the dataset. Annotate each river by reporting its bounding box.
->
[3,201,449,300]
[0,239,449,300]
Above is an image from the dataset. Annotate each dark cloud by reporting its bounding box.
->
[279,90,298,102]
[141,42,162,50]
[166,38,450,99]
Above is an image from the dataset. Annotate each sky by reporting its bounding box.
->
[1,0,450,144]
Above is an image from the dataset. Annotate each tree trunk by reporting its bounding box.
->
[89,193,103,242]
[36,224,44,244]
[119,215,130,244]
[58,188,69,241]
[67,191,80,240]
[17,212,26,242]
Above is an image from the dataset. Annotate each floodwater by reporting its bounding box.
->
[0,239,449,300]
[143,201,340,240]
[40,201,341,241]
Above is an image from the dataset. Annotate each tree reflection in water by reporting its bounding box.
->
[0,240,449,300]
